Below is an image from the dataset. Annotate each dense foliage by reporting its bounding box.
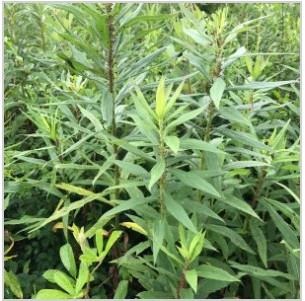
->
[4,3,300,299]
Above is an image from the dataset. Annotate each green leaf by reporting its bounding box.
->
[210,78,226,109]
[225,160,270,169]
[75,262,89,294]
[148,159,166,191]
[228,80,298,91]
[52,270,75,295]
[229,262,295,280]
[60,244,77,278]
[152,219,165,264]
[164,136,180,154]
[197,264,240,282]
[207,224,255,254]
[4,270,23,298]
[173,170,220,198]
[95,229,104,256]
[263,202,299,249]
[220,128,272,152]
[166,107,204,130]
[249,221,268,267]
[114,280,129,299]
[78,105,103,132]
[219,106,251,126]
[102,198,149,220]
[219,195,262,220]
[164,192,197,233]
[185,269,198,293]
[180,138,226,154]
[35,289,71,299]
[103,231,122,255]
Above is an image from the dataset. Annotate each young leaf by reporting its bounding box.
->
[155,77,166,119]
[148,159,166,191]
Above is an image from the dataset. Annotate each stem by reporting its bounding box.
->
[176,262,189,298]
[251,168,266,207]
[158,120,166,215]
[106,5,120,213]
[84,258,104,298]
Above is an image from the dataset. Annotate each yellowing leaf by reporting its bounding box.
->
[120,222,147,235]
[156,77,166,119]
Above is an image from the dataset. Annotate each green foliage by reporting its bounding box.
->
[4,3,299,299]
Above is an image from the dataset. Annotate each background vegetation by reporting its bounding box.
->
[4,3,300,299]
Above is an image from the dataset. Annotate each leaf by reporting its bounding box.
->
[173,170,220,198]
[164,192,197,233]
[99,198,149,220]
[274,182,300,204]
[180,138,226,154]
[210,78,226,109]
[148,159,165,191]
[220,128,272,152]
[229,262,295,280]
[152,219,165,264]
[120,222,147,236]
[4,270,23,298]
[95,229,104,256]
[114,280,129,299]
[166,107,204,130]
[60,244,77,278]
[35,289,71,299]
[263,202,299,249]
[78,105,103,132]
[225,160,270,169]
[207,224,255,254]
[103,230,122,255]
[75,262,89,294]
[52,270,75,295]
[185,269,198,293]
[114,160,148,176]
[219,106,251,126]
[249,221,268,267]
[164,136,180,154]
[219,195,262,220]
[197,264,240,282]
[228,80,298,91]
[183,28,210,46]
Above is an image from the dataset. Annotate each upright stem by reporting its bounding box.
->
[158,120,166,215]
[106,7,119,184]
[176,261,189,298]
[106,5,120,227]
